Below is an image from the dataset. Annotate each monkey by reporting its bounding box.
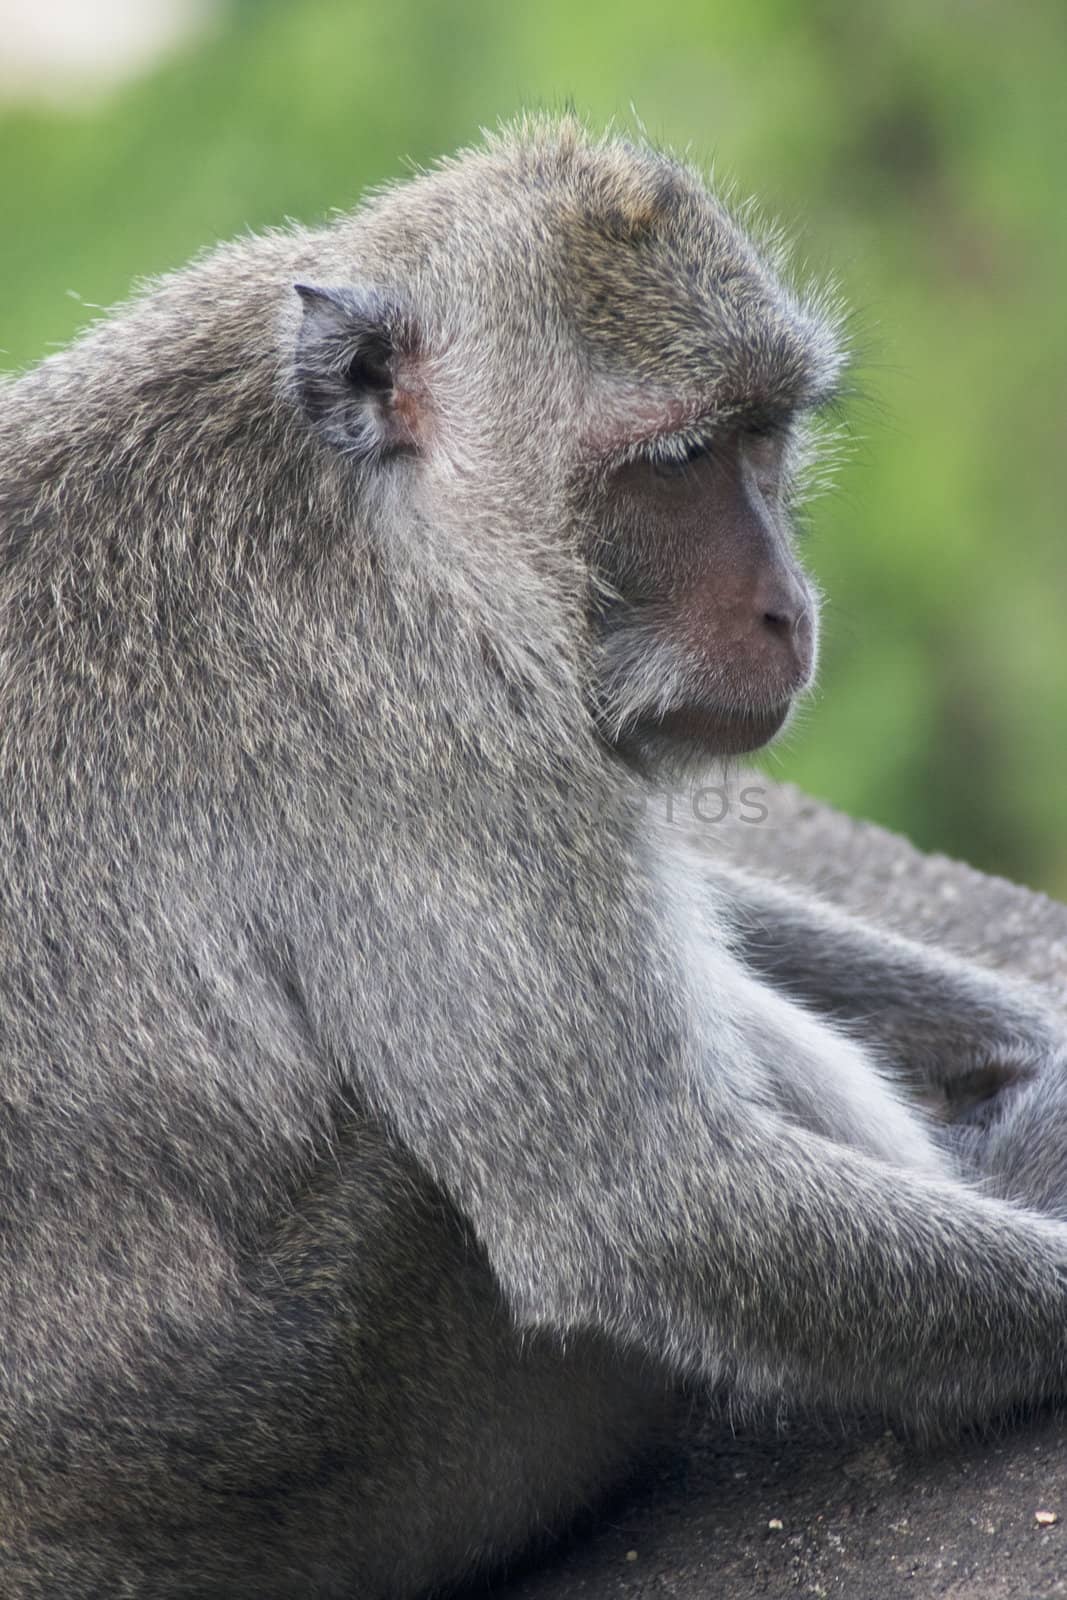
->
[0,114,1066,1599]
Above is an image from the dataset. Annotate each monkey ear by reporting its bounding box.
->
[293,283,419,459]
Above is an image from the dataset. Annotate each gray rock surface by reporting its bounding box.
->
[483,782,1067,1600]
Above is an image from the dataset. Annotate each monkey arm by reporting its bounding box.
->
[321,838,1067,1429]
[696,860,1065,1111]
[366,973,1067,1428]
[613,1108,1067,1422]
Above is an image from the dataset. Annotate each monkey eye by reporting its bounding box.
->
[650,438,710,479]
[345,338,393,393]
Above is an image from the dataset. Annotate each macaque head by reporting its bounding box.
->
[292,118,843,767]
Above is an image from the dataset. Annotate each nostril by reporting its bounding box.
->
[762,607,798,635]
[758,598,815,682]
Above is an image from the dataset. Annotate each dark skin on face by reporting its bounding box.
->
[590,417,817,759]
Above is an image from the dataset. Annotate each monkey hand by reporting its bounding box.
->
[941,1011,1067,1222]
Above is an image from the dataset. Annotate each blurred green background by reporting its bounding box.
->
[2,0,1065,892]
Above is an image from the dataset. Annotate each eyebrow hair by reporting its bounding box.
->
[581,372,840,464]
[646,397,802,450]
[712,398,795,434]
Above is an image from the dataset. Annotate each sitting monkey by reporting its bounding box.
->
[0,116,1065,1598]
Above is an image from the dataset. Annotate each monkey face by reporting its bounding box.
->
[584,419,819,765]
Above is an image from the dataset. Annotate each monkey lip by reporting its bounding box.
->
[637,699,793,755]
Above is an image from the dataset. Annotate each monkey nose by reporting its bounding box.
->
[762,602,801,635]
[755,574,814,679]
[756,569,806,631]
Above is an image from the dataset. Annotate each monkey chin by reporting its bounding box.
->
[610,698,794,774]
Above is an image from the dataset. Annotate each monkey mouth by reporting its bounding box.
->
[592,609,806,763]
[623,698,793,757]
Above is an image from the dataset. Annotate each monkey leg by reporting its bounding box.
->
[1,1121,673,1600]
[696,859,1063,1122]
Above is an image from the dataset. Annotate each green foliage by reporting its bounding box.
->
[2,0,1065,891]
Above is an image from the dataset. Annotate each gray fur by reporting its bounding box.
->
[0,115,1065,1598]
